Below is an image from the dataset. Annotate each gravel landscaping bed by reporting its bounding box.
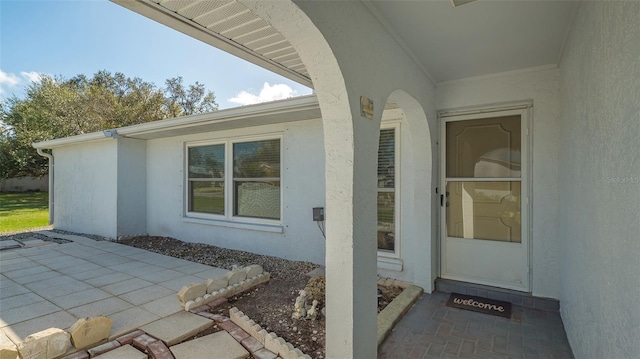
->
[0,231,402,359]
[117,235,402,359]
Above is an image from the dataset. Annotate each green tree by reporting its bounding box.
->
[0,71,218,178]
[164,76,217,117]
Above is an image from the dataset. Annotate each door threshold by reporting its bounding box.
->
[435,278,559,311]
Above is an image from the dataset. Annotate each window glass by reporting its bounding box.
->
[377,128,396,252]
[188,144,224,215]
[233,139,280,179]
[233,139,281,220]
[188,145,225,178]
[446,116,521,178]
[446,181,521,243]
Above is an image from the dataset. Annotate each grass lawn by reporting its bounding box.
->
[0,192,49,233]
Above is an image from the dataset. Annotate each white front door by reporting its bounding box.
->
[440,107,530,291]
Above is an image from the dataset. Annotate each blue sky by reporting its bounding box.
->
[0,0,311,109]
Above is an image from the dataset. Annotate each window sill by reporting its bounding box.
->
[182,217,284,233]
[377,256,403,271]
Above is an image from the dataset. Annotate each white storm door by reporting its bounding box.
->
[440,108,530,291]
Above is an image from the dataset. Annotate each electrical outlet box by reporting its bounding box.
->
[313,207,324,221]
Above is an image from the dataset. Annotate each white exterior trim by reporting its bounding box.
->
[439,104,532,291]
[378,121,401,260]
[184,133,284,227]
[33,95,320,149]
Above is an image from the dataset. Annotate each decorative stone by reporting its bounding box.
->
[263,333,285,355]
[306,300,319,320]
[184,300,196,311]
[69,316,113,349]
[240,336,263,353]
[244,265,263,279]
[169,332,248,359]
[205,278,228,293]
[147,340,172,359]
[140,311,213,346]
[92,344,146,359]
[252,348,278,359]
[115,330,145,346]
[224,269,247,286]
[177,283,206,306]
[0,331,18,359]
[291,290,307,320]
[17,328,70,359]
[131,334,157,351]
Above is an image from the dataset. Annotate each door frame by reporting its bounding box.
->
[438,103,532,292]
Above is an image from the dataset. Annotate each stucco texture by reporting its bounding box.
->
[53,141,118,238]
[559,2,640,359]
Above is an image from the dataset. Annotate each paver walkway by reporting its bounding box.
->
[378,292,574,358]
[0,231,227,344]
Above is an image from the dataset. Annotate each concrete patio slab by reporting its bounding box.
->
[2,310,77,344]
[94,344,146,359]
[0,292,45,311]
[0,240,21,251]
[20,238,50,248]
[0,284,30,299]
[11,270,62,285]
[85,272,134,287]
[140,311,214,346]
[3,265,50,280]
[0,232,226,346]
[100,278,154,296]
[158,275,208,292]
[66,297,133,319]
[108,307,161,339]
[49,288,112,310]
[134,268,185,284]
[0,301,61,326]
[170,331,249,359]
[139,294,183,318]
[67,267,117,281]
[118,285,174,306]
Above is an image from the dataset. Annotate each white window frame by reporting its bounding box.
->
[184,133,283,227]
[378,122,401,260]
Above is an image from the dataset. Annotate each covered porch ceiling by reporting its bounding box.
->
[112,0,579,86]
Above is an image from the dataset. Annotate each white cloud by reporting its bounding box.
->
[20,71,42,84]
[229,82,297,106]
[0,69,42,95]
[0,70,21,94]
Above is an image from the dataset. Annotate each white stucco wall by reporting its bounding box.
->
[281,0,439,292]
[53,140,118,238]
[436,66,561,299]
[241,3,438,355]
[559,2,640,358]
[116,138,147,237]
[145,119,327,264]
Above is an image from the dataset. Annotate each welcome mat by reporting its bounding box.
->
[446,293,512,318]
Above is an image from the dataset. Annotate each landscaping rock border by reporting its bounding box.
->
[176,265,271,311]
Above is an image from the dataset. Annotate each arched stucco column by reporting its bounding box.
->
[239,1,380,358]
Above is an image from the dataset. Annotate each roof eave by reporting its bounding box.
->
[33,94,320,149]
[110,0,313,88]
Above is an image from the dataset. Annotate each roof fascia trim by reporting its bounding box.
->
[33,95,320,149]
